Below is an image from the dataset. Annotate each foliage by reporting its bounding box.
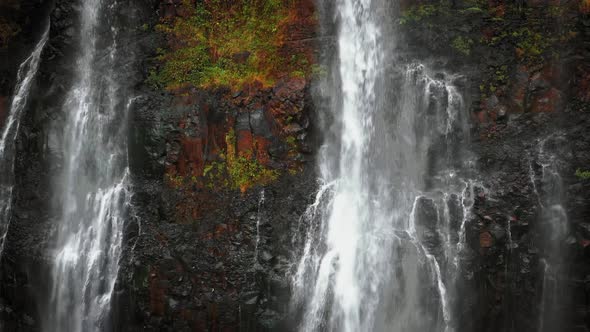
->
[451,36,474,56]
[400,4,440,25]
[223,129,278,192]
[460,7,484,15]
[512,27,547,60]
[228,155,278,192]
[285,135,296,146]
[166,173,184,188]
[149,0,313,90]
[575,168,590,180]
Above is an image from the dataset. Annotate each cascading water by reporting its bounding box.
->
[291,1,475,331]
[0,25,49,257]
[530,134,569,332]
[254,189,266,263]
[44,0,132,331]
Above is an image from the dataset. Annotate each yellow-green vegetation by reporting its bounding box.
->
[227,155,278,191]
[479,65,509,96]
[482,27,550,63]
[512,28,547,60]
[576,168,590,180]
[198,129,279,192]
[400,0,486,25]
[399,4,440,25]
[168,131,279,191]
[451,36,474,56]
[224,129,278,192]
[166,173,185,188]
[0,18,20,48]
[149,0,312,90]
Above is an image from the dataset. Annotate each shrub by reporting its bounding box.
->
[452,36,474,56]
[150,0,312,90]
[223,129,278,192]
[575,168,590,180]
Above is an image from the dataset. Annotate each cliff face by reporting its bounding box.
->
[0,0,589,331]
[1,0,322,330]
[116,0,321,330]
[397,1,590,331]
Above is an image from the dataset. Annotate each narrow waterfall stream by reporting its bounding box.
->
[292,1,476,331]
[0,25,49,258]
[531,134,569,332]
[44,0,131,330]
[254,189,266,263]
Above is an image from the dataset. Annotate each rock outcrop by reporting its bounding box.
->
[0,0,589,331]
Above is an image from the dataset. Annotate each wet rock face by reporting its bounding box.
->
[115,0,320,330]
[457,112,590,332]
[0,0,66,330]
[119,75,317,331]
[0,0,589,332]
[0,0,158,330]
[115,168,316,331]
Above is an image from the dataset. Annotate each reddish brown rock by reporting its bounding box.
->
[236,129,254,158]
[530,87,563,113]
[177,136,205,177]
[474,109,489,124]
[207,121,227,158]
[254,136,271,166]
[272,77,306,102]
[509,65,530,112]
[277,0,317,67]
[480,231,494,248]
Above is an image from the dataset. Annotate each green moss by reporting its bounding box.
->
[576,169,590,180]
[228,155,278,192]
[460,7,484,15]
[400,4,439,25]
[150,0,312,91]
[285,136,296,146]
[452,36,474,56]
[222,129,278,192]
[512,27,547,61]
[165,173,184,188]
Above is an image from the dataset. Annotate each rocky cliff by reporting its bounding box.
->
[0,0,589,331]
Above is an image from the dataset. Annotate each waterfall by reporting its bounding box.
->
[531,134,569,332]
[0,25,49,257]
[254,189,266,263]
[44,0,131,330]
[291,1,475,331]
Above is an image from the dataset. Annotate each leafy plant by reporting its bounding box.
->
[223,129,278,192]
[512,27,547,61]
[575,168,590,180]
[452,36,474,56]
[400,4,439,25]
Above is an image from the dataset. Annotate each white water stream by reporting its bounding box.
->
[291,1,476,331]
[0,25,49,257]
[45,0,131,331]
